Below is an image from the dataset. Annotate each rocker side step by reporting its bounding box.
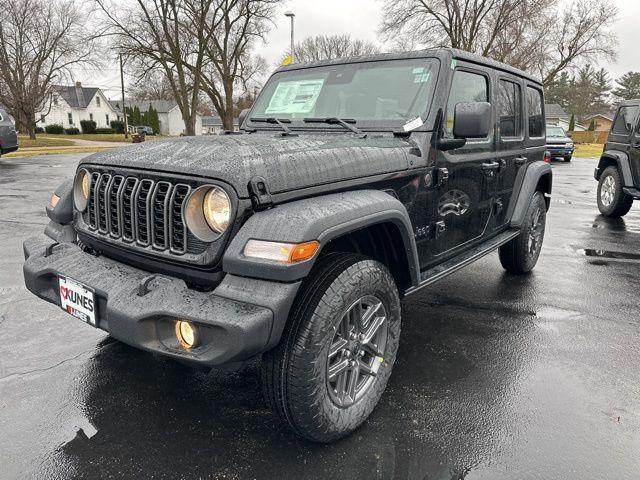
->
[405,229,520,296]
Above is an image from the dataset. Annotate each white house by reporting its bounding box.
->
[545,103,586,132]
[127,100,203,136]
[37,82,122,130]
[201,115,239,134]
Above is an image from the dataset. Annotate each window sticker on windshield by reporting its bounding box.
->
[412,67,424,74]
[265,79,325,114]
[403,116,424,132]
[414,72,430,83]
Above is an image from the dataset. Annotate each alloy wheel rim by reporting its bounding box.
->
[601,175,615,207]
[326,295,387,407]
[527,206,544,256]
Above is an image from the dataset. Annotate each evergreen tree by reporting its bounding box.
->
[148,105,160,134]
[612,72,640,100]
[133,105,141,125]
[588,119,596,131]
[569,114,575,131]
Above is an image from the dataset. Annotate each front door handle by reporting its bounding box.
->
[514,156,527,165]
[481,161,500,170]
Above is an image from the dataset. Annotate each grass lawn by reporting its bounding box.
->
[18,135,74,148]
[574,143,604,158]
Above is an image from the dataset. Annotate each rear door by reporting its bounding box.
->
[432,64,497,259]
[630,109,640,187]
[493,74,526,229]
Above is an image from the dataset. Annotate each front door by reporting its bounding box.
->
[493,75,526,229]
[433,66,497,258]
[630,111,640,187]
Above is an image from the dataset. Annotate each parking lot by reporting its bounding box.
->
[1,153,639,479]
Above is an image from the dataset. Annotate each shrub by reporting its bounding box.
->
[65,127,80,135]
[80,120,97,134]
[35,127,44,134]
[110,120,125,133]
[45,124,64,134]
[95,127,114,134]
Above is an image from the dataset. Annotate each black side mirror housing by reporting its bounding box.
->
[238,108,249,129]
[453,102,492,139]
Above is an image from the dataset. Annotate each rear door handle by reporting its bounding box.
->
[514,156,527,165]
[481,161,500,170]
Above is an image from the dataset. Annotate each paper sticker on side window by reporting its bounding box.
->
[265,79,325,114]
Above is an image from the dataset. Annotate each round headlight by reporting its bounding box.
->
[74,169,90,211]
[203,187,231,233]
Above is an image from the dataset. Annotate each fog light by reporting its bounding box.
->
[175,320,197,349]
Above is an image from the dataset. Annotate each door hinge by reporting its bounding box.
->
[436,168,449,187]
[248,176,273,211]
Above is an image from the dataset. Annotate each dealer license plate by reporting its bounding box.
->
[58,276,96,326]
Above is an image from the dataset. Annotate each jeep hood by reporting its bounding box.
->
[81,133,419,198]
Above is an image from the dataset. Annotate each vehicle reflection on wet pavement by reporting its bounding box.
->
[1,155,639,479]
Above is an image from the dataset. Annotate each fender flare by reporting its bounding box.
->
[223,190,420,285]
[509,161,552,229]
[595,150,634,186]
[44,179,77,243]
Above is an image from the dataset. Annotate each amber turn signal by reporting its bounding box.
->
[50,194,60,208]
[175,320,197,349]
[243,240,320,264]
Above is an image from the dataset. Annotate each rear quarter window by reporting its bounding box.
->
[526,86,544,138]
[611,106,639,135]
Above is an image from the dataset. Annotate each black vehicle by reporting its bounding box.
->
[595,100,640,217]
[0,108,19,157]
[23,49,552,443]
[546,124,574,162]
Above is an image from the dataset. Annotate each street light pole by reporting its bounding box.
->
[285,11,295,62]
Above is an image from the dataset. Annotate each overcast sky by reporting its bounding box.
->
[90,0,640,100]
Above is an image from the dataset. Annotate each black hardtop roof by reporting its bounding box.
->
[618,99,640,107]
[275,48,542,86]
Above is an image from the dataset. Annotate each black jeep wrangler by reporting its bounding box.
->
[595,99,640,217]
[23,49,551,443]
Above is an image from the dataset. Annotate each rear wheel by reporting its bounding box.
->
[499,191,547,274]
[597,166,633,217]
[261,253,401,443]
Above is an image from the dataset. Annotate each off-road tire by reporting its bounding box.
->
[597,166,633,218]
[563,155,572,162]
[261,253,401,443]
[499,191,547,274]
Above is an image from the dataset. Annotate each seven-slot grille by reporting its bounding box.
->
[84,172,192,254]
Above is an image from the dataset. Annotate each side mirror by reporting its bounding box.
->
[238,108,249,129]
[453,102,492,139]
[567,132,573,138]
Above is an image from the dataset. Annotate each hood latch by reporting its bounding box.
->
[248,176,273,211]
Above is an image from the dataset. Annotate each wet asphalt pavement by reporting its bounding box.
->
[1,154,639,480]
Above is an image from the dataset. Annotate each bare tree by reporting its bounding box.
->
[380,0,618,86]
[95,0,205,135]
[129,70,176,102]
[0,0,97,138]
[183,0,279,131]
[288,35,380,63]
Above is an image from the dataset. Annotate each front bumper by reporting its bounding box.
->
[547,145,574,157]
[23,234,300,367]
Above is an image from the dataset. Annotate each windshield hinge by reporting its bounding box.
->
[248,176,273,211]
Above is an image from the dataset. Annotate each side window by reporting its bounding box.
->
[446,70,488,136]
[612,106,639,135]
[526,86,544,138]
[497,79,522,138]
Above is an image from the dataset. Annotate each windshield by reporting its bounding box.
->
[547,126,566,137]
[248,58,440,131]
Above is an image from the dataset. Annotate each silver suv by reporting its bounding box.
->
[0,108,19,157]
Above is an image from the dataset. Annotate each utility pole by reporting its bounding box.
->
[120,53,129,139]
[285,12,295,62]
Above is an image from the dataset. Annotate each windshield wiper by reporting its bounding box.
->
[304,117,366,138]
[250,117,298,137]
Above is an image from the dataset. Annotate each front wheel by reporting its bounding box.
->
[499,191,547,274]
[261,253,401,443]
[597,166,633,217]
[563,155,572,162]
